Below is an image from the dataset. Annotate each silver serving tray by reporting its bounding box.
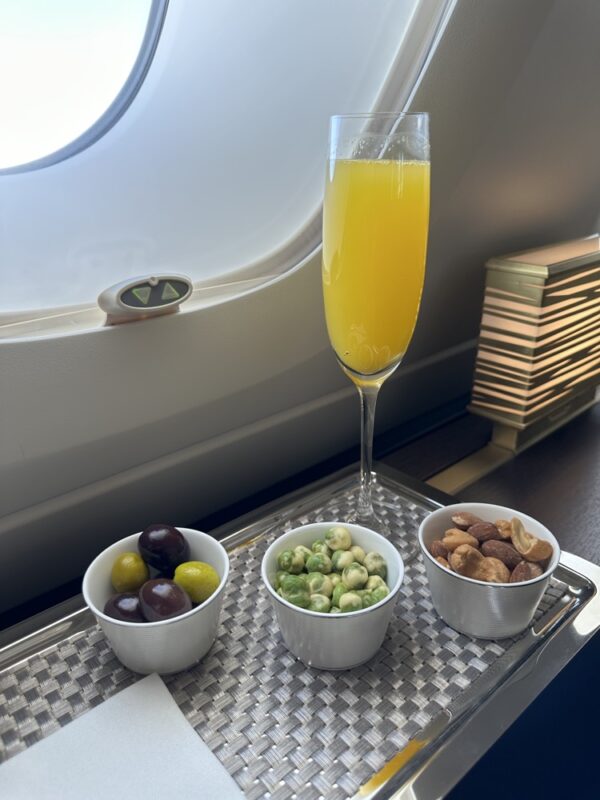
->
[1,464,598,800]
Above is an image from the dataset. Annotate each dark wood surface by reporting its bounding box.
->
[459,405,600,565]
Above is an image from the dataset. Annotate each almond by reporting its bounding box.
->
[429,539,449,559]
[450,511,483,530]
[510,560,544,583]
[481,540,522,570]
[467,521,502,542]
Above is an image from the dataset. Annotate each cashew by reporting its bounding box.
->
[494,519,513,540]
[449,544,510,583]
[442,529,479,551]
[510,518,553,562]
[448,544,483,576]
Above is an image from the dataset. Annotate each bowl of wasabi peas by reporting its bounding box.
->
[261,521,404,670]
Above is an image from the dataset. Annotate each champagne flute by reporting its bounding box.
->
[322,112,430,531]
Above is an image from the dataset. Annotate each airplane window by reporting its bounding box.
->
[0,0,450,316]
[0,0,162,171]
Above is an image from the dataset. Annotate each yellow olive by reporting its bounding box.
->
[173,561,220,604]
[111,552,149,593]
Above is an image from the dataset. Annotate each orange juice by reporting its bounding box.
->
[322,158,429,379]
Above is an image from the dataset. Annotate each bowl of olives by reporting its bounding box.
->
[261,521,404,670]
[83,525,229,675]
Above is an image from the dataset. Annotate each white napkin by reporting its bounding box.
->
[0,673,244,799]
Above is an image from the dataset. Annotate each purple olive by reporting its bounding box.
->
[104,592,146,623]
[138,524,189,572]
[138,579,192,622]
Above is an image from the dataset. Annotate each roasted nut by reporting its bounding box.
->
[449,544,483,575]
[477,557,511,583]
[494,519,513,540]
[510,560,544,583]
[442,529,479,551]
[450,511,482,530]
[510,517,553,562]
[435,556,450,569]
[429,540,449,559]
[449,545,510,583]
[467,521,502,542]
[481,540,522,570]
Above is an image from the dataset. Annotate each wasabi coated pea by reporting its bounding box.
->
[364,552,387,579]
[305,553,332,574]
[350,545,366,564]
[309,594,331,613]
[294,544,313,564]
[324,525,352,551]
[332,582,349,607]
[275,570,289,589]
[342,562,369,589]
[371,585,390,603]
[273,528,391,613]
[361,592,378,609]
[280,574,310,608]
[366,575,387,591]
[339,592,362,613]
[277,549,305,574]
[306,572,333,597]
[311,539,331,557]
[331,550,354,571]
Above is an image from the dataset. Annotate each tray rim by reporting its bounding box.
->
[1,462,599,800]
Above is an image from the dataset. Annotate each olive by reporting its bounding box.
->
[138,524,190,572]
[111,552,149,593]
[104,592,146,623]
[138,579,192,622]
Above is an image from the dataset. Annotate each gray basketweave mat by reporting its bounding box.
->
[0,479,566,799]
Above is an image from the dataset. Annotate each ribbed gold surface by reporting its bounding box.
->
[471,245,600,426]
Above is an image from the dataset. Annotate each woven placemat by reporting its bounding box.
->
[0,479,566,799]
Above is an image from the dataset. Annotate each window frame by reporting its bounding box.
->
[0,0,169,176]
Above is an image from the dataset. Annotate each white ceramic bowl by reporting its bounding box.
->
[261,521,404,670]
[418,503,560,639]
[83,527,229,674]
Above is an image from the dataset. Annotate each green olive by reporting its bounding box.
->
[111,552,149,593]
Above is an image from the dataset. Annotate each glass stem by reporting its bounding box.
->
[356,383,380,520]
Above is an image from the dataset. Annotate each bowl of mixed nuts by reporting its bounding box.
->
[418,503,560,639]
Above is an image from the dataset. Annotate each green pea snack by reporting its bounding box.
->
[273,525,391,613]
